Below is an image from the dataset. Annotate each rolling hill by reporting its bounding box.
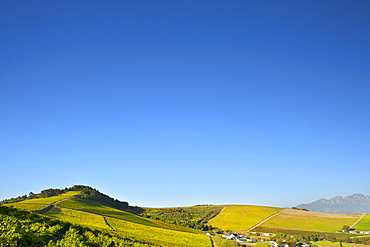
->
[1,186,212,247]
[2,185,370,246]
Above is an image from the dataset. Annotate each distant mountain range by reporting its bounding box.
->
[297,194,370,214]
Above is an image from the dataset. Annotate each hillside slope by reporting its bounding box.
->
[1,186,212,246]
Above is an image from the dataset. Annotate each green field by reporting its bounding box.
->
[259,209,360,233]
[6,191,80,211]
[207,205,282,231]
[355,215,370,231]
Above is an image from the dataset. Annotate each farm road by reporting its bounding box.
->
[246,210,283,232]
[350,213,366,229]
[38,196,116,231]
[54,201,117,230]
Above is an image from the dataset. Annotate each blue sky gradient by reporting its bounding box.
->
[1,1,369,207]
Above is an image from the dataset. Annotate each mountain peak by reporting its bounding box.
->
[297,193,370,214]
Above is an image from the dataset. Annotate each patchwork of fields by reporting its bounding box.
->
[256,209,360,233]
[208,205,282,231]
[3,187,370,247]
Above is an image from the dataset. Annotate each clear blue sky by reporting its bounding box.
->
[1,1,369,208]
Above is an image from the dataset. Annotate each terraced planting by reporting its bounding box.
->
[107,217,211,247]
[6,191,80,211]
[355,215,370,231]
[56,198,195,232]
[257,209,360,233]
[207,205,282,231]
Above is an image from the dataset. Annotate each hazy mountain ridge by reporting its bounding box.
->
[297,194,370,214]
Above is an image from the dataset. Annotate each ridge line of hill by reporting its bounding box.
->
[246,209,283,232]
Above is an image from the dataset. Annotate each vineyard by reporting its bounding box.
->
[5,191,80,211]
[1,186,213,246]
[1,204,212,246]
[141,205,223,230]
[208,205,282,231]
[258,209,360,233]
[57,198,166,229]
[107,217,211,247]
[45,207,111,230]
[354,215,370,231]
[3,185,369,247]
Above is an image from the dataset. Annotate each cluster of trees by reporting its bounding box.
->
[1,185,84,204]
[141,207,222,231]
[291,207,309,211]
[1,185,143,212]
[0,205,158,246]
[74,186,143,214]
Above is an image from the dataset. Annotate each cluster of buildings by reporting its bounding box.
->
[343,230,370,234]
[220,233,311,247]
[222,233,250,243]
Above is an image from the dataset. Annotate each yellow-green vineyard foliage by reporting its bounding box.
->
[45,227,158,247]
[208,205,282,231]
[0,206,67,246]
[45,207,110,230]
[354,215,370,231]
[45,206,211,246]
[259,209,360,232]
[57,198,199,233]
[0,205,190,247]
[107,217,211,247]
[57,198,163,228]
[6,191,80,211]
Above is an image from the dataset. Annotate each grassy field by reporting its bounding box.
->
[259,209,360,233]
[108,217,211,247]
[207,205,282,231]
[354,215,370,231]
[57,197,198,233]
[313,241,370,247]
[6,191,80,211]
